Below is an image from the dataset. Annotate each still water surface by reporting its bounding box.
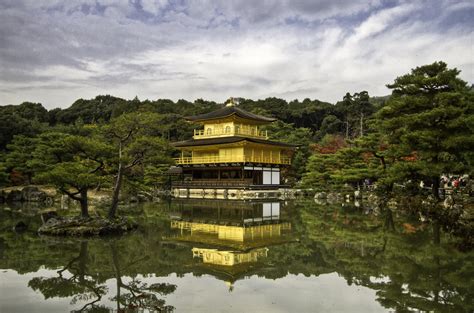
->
[0,199,472,312]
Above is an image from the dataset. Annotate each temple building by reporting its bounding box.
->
[170,99,297,197]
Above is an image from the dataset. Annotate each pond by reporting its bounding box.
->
[0,199,472,313]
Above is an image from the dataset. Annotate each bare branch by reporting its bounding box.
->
[60,188,82,201]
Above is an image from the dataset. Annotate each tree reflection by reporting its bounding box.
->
[109,241,176,312]
[27,239,176,312]
[1,200,472,313]
[295,200,474,312]
[28,241,106,311]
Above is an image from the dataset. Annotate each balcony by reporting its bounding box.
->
[193,127,268,140]
[174,155,291,165]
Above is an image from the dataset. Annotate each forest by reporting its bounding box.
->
[0,62,472,219]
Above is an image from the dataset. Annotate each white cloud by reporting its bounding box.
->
[0,0,472,109]
[350,3,418,42]
[141,0,169,14]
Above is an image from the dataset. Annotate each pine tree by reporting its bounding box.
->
[377,61,474,199]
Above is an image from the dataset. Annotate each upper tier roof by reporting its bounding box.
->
[185,106,276,123]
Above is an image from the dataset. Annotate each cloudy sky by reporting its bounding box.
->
[0,0,472,109]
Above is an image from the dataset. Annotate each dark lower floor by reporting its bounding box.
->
[170,165,287,188]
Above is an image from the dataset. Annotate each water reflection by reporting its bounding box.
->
[27,240,176,312]
[164,200,294,292]
[0,199,472,312]
[192,247,269,266]
[28,241,108,312]
[168,200,292,248]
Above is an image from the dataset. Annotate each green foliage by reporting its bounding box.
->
[302,153,338,188]
[104,112,175,191]
[317,114,343,138]
[334,91,376,139]
[0,102,48,150]
[53,95,128,124]
[0,161,9,187]
[3,60,471,199]
[377,61,473,194]
[5,135,37,184]
[35,161,104,192]
[330,147,381,185]
[30,130,112,216]
[303,144,382,188]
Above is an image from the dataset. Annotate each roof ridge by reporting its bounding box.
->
[185,106,276,122]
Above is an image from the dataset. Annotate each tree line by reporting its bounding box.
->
[0,61,472,217]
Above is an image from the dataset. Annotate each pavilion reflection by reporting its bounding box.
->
[166,200,294,290]
[192,247,269,266]
[168,200,293,249]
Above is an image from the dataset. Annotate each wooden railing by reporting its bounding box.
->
[172,179,253,187]
[193,127,268,139]
[174,155,291,165]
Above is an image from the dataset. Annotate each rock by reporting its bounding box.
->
[41,211,59,224]
[21,186,40,200]
[137,193,151,202]
[354,190,362,199]
[44,196,54,206]
[367,193,379,204]
[38,216,138,236]
[128,196,139,203]
[443,195,455,208]
[13,221,27,232]
[44,217,60,227]
[29,191,47,202]
[60,195,69,209]
[314,192,327,199]
[422,195,437,207]
[387,199,398,209]
[418,212,428,222]
[327,192,343,204]
[314,198,327,205]
[22,186,46,201]
[6,190,22,202]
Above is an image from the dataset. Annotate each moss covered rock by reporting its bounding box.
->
[38,216,138,236]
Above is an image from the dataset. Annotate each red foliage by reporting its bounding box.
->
[361,152,373,162]
[402,151,418,161]
[311,135,348,154]
[9,170,25,185]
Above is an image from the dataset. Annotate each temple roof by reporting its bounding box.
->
[172,136,298,148]
[185,106,276,123]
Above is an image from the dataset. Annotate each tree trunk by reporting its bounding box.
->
[109,142,123,219]
[110,243,122,312]
[384,209,395,232]
[79,189,89,218]
[359,113,364,137]
[78,241,88,284]
[109,164,123,219]
[432,176,440,200]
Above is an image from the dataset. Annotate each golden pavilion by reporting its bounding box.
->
[170,99,297,192]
